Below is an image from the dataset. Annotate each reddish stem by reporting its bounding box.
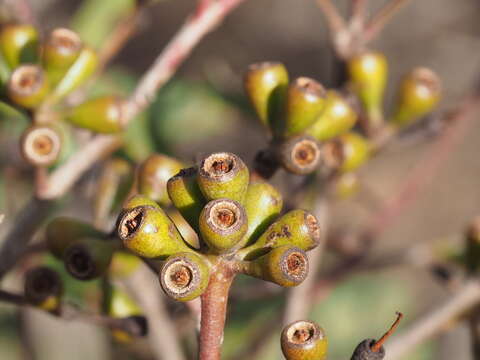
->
[372,312,403,352]
[199,261,235,360]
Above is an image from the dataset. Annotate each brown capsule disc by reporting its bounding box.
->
[160,257,201,300]
[410,67,441,95]
[279,247,309,284]
[64,243,97,280]
[8,65,45,97]
[24,266,62,306]
[204,199,246,236]
[280,135,321,175]
[199,152,241,182]
[117,206,148,241]
[282,320,325,348]
[20,125,62,166]
[47,28,82,56]
[322,139,344,171]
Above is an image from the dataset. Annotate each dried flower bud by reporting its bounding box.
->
[0,24,38,70]
[281,320,328,360]
[278,135,321,175]
[138,154,185,205]
[65,96,126,133]
[20,125,62,167]
[323,132,371,173]
[281,77,327,138]
[199,199,248,253]
[24,266,63,312]
[244,61,289,130]
[391,67,441,128]
[305,90,357,141]
[198,152,249,203]
[7,65,48,108]
[160,252,210,301]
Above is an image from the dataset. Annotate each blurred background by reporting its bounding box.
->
[0,0,480,359]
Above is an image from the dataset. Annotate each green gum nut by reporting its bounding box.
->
[109,251,142,279]
[159,252,210,301]
[123,194,161,210]
[334,172,359,199]
[199,198,248,254]
[281,320,328,360]
[168,209,200,249]
[198,152,249,203]
[244,245,309,287]
[323,132,371,173]
[305,90,357,141]
[279,135,321,175]
[106,287,142,318]
[117,204,191,258]
[63,237,115,280]
[50,46,98,102]
[240,209,320,260]
[348,51,387,126]
[7,64,49,108]
[65,95,126,133]
[24,266,63,313]
[46,217,106,259]
[244,61,289,131]
[390,67,441,128]
[240,176,283,248]
[20,124,62,167]
[138,154,185,206]
[43,28,83,86]
[167,167,206,232]
[282,77,327,138]
[0,24,38,70]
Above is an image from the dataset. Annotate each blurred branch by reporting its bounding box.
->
[315,0,347,34]
[386,279,480,360]
[4,0,37,25]
[350,0,368,30]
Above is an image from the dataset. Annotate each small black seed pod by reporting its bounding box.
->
[24,266,63,312]
[114,315,148,338]
[350,339,385,360]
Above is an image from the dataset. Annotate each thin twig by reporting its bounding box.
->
[350,0,368,31]
[363,0,413,43]
[385,280,480,360]
[315,0,347,34]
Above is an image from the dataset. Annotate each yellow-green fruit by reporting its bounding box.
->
[305,90,357,141]
[167,167,205,232]
[64,237,115,280]
[51,46,98,101]
[46,217,106,259]
[281,320,328,360]
[199,199,248,254]
[279,135,321,175]
[168,209,200,249]
[348,51,387,126]
[239,209,320,260]
[243,245,309,287]
[138,154,185,205]
[198,152,249,203]
[282,77,326,138]
[7,64,48,108]
[24,266,63,312]
[0,25,38,70]
[391,67,441,128]
[159,252,210,301]
[123,194,161,210]
[43,28,83,86]
[117,205,191,258]
[20,125,62,167]
[323,132,371,173]
[65,96,126,133]
[109,251,142,279]
[334,173,359,199]
[240,176,283,247]
[244,61,289,130]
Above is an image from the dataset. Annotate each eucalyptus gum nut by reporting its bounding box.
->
[199,199,248,254]
[281,320,328,360]
[334,172,359,199]
[24,266,63,312]
[65,96,126,133]
[305,90,358,141]
[391,67,441,128]
[43,28,83,86]
[350,339,385,360]
[160,252,210,301]
[138,154,185,205]
[123,194,161,210]
[240,177,283,248]
[7,65,48,108]
[244,61,289,130]
[109,251,142,279]
[0,25,38,70]
[46,217,106,259]
[282,77,327,138]
[117,205,191,258]
[20,125,62,167]
[167,167,205,232]
[323,132,371,173]
[348,51,387,119]
[107,287,142,318]
[246,246,309,287]
[168,209,200,249]
[64,237,115,280]
[278,135,321,175]
[198,152,250,203]
[50,46,98,102]
[241,209,320,260]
